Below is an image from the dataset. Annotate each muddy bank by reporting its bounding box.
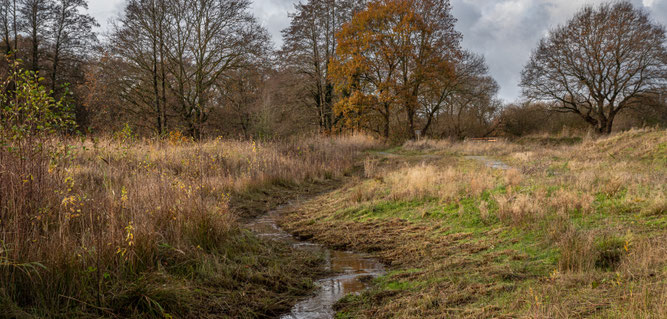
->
[247,208,385,318]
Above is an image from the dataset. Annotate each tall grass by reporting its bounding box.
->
[295,128,665,317]
[0,132,379,316]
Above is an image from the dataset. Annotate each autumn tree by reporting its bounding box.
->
[329,0,460,138]
[521,1,667,134]
[280,0,363,132]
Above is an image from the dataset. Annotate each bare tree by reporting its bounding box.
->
[521,1,667,134]
[0,0,18,55]
[420,51,494,136]
[48,0,97,93]
[163,0,269,139]
[19,0,52,72]
[439,76,499,139]
[216,66,264,138]
[112,0,168,135]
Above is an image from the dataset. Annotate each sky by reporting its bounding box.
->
[88,0,667,102]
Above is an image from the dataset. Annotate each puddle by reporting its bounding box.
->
[247,209,385,319]
[465,155,511,170]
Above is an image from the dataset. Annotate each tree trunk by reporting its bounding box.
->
[159,11,167,135]
[31,25,38,72]
[51,43,59,93]
[383,103,390,138]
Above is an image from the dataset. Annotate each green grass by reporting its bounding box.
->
[283,129,667,318]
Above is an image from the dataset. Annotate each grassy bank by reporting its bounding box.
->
[0,133,379,318]
[280,128,666,318]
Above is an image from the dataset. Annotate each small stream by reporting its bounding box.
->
[247,208,385,319]
[245,155,507,318]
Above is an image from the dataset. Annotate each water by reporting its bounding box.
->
[247,209,385,319]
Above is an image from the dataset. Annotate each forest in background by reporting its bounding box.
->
[0,0,664,142]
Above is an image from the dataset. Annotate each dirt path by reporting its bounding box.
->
[464,155,511,169]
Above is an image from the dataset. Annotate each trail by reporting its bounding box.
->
[377,150,511,169]
[464,155,511,169]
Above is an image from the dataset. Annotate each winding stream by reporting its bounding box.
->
[245,154,508,318]
[247,208,385,319]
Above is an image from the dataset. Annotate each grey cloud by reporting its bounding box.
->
[88,0,667,101]
[451,0,666,102]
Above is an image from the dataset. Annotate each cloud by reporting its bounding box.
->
[88,0,125,33]
[249,0,297,48]
[88,0,667,102]
[451,0,667,102]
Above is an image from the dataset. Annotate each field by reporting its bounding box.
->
[2,128,665,318]
[280,128,666,318]
[0,133,379,317]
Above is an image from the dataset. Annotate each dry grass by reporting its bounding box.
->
[281,128,666,318]
[382,161,497,201]
[0,132,379,317]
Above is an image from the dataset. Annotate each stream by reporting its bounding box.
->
[245,155,507,318]
[247,208,385,319]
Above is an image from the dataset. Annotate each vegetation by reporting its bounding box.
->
[0,69,379,317]
[280,128,666,318]
[0,0,665,317]
[520,2,667,134]
[1,0,664,139]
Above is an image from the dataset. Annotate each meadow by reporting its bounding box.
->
[280,128,666,318]
[2,127,665,318]
[0,131,378,317]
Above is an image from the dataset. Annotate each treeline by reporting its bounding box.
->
[0,0,665,140]
[0,0,97,113]
[0,0,502,140]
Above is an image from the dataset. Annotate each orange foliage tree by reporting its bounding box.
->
[329,0,460,138]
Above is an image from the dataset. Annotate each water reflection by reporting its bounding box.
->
[247,209,385,319]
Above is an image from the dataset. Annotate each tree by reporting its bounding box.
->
[163,0,269,139]
[329,0,460,138]
[47,0,97,94]
[0,0,18,55]
[420,50,497,137]
[520,1,667,134]
[280,0,362,132]
[437,72,500,138]
[112,0,168,135]
[19,0,52,72]
[216,65,265,138]
[112,0,269,138]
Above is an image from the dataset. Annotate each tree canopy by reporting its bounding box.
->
[520,1,667,134]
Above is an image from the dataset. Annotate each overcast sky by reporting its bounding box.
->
[88,0,667,102]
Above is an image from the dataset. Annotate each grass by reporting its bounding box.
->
[280,128,667,318]
[0,132,380,317]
